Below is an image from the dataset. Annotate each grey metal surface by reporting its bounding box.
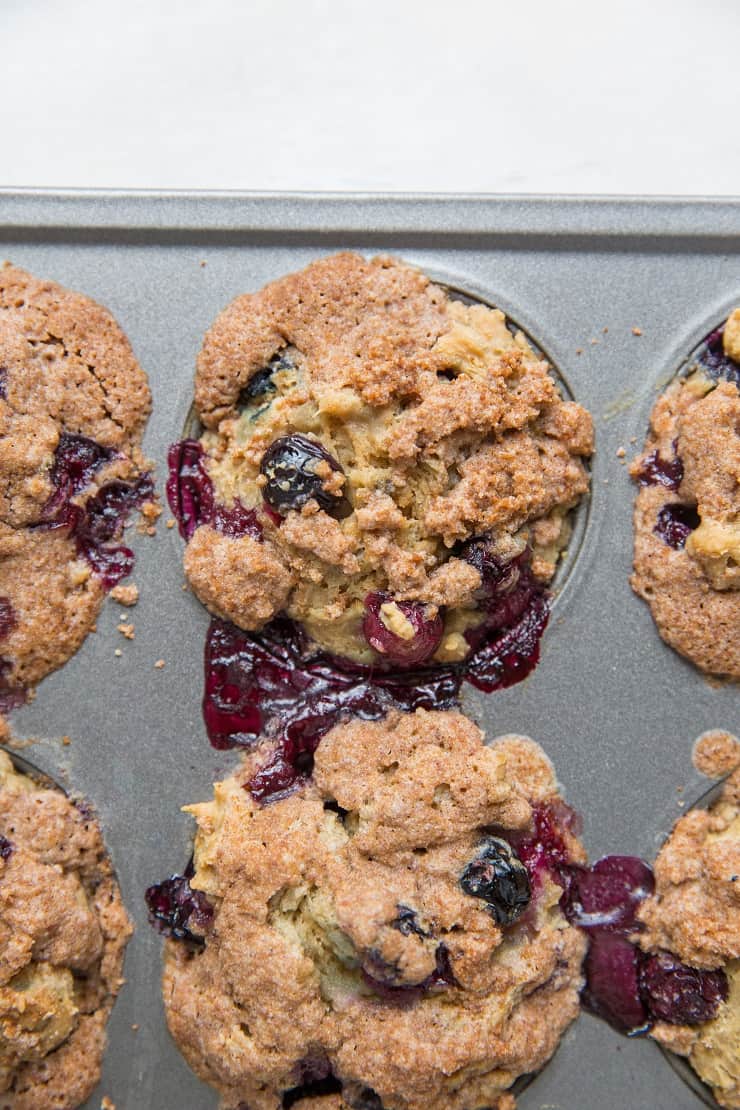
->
[0,191,738,1110]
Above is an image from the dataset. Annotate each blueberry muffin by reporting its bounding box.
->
[0,263,154,708]
[631,311,740,678]
[636,731,740,1108]
[0,749,132,1109]
[169,253,593,668]
[150,708,588,1110]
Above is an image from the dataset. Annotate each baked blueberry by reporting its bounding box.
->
[260,434,347,516]
[653,503,700,550]
[145,864,214,945]
[459,837,531,926]
[640,951,728,1025]
[362,592,443,667]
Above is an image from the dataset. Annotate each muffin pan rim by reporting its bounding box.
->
[1,190,739,1110]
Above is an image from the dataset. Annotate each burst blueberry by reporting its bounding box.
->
[634,447,684,490]
[145,864,214,944]
[260,434,347,515]
[239,350,294,407]
[654,503,700,549]
[459,837,531,926]
[363,592,443,667]
[640,950,728,1025]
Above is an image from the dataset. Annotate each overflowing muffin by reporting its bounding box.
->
[637,731,740,1109]
[0,263,154,708]
[0,749,132,1109]
[168,253,593,669]
[150,709,588,1110]
[631,310,740,678]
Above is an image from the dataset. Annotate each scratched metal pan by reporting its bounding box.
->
[1,191,738,1110]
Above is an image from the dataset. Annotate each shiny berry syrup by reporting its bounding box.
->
[166,440,261,541]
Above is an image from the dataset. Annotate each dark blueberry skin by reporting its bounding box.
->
[459,837,531,926]
[634,446,684,491]
[282,1074,342,1108]
[391,905,429,938]
[582,931,650,1033]
[145,861,214,945]
[0,367,7,399]
[346,1087,384,1110]
[697,326,740,388]
[363,592,443,668]
[238,350,295,407]
[563,855,655,933]
[0,599,17,641]
[260,434,347,515]
[74,475,155,589]
[640,951,728,1025]
[461,537,540,634]
[654,503,700,549]
[0,836,13,862]
[36,434,153,590]
[49,433,117,502]
[166,439,262,542]
[166,439,214,540]
[361,942,457,1004]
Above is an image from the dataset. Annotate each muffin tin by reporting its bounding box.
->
[1,190,738,1110]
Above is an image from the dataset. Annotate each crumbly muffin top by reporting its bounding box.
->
[0,750,132,1109]
[160,709,586,1110]
[639,733,740,1108]
[630,314,740,678]
[179,253,592,664]
[0,263,153,699]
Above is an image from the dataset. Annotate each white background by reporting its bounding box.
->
[1,0,739,194]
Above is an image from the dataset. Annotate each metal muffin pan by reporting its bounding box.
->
[1,191,738,1110]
